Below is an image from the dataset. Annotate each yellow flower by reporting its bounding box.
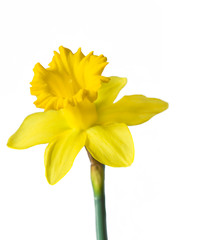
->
[7,47,168,185]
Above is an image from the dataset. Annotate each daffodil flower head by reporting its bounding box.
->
[7,46,168,185]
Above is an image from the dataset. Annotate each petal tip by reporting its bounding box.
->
[7,138,12,148]
[7,136,20,150]
[45,174,57,185]
[45,167,59,185]
[165,101,169,110]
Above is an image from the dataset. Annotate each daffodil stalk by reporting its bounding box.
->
[7,46,168,239]
[87,149,108,240]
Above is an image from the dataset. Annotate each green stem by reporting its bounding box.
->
[86,149,108,240]
[94,193,108,240]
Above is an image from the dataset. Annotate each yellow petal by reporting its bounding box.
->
[97,95,168,125]
[45,130,86,185]
[7,110,69,149]
[30,46,110,110]
[95,76,127,109]
[86,123,134,167]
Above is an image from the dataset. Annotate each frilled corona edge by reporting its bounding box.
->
[30,46,110,111]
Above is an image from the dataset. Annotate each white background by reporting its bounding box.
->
[0,0,199,239]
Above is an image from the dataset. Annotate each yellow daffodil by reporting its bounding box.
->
[7,46,168,185]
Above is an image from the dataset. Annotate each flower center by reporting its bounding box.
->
[63,99,98,130]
